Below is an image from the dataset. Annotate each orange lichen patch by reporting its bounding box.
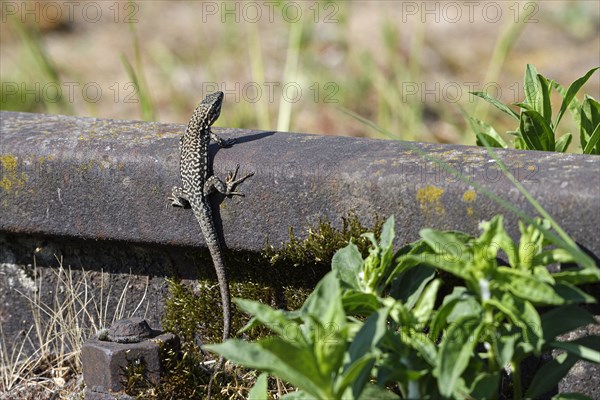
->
[416,185,445,217]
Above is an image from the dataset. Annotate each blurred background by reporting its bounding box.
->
[1,0,598,146]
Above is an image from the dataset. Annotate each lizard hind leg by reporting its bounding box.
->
[168,186,192,208]
[224,164,254,196]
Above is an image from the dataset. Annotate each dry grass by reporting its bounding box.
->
[0,257,149,400]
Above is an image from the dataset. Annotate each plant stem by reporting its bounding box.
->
[511,360,522,400]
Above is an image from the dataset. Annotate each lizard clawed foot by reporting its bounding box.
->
[221,138,237,148]
[225,164,254,196]
[168,186,191,208]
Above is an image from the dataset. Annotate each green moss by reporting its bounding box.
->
[123,358,150,396]
[265,211,385,269]
[157,211,384,398]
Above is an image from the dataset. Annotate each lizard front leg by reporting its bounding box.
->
[204,164,254,197]
[210,131,236,148]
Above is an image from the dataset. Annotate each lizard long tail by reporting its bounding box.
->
[206,236,232,346]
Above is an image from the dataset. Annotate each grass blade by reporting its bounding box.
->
[470,92,519,120]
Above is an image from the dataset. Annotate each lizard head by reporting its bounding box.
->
[199,91,224,127]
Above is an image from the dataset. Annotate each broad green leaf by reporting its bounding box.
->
[555,133,572,153]
[431,287,479,339]
[436,316,483,397]
[525,352,578,398]
[487,295,543,352]
[341,291,382,316]
[446,294,482,323]
[300,273,347,377]
[553,266,600,285]
[388,240,436,285]
[205,338,332,398]
[520,110,556,151]
[554,282,597,304]
[235,298,303,341]
[340,309,389,397]
[541,305,597,340]
[332,242,364,290]
[469,91,519,120]
[337,354,378,399]
[248,372,269,400]
[555,67,599,128]
[524,64,542,112]
[496,267,564,305]
[537,73,553,125]
[580,96,600,153]
[493,333,517,367]
[583,123,600,154]
[378,216,397,286]
[377,334,433,389]
[356,384,401,399]
[346,308,388,363]
[468,372,501,400]
[412,279,441,323]
[387,299,416,327]
[419,229,472,263]
[379,215,395,253]
[407,253,468,280]
[551,336,600,363]
[406,331,438,367]
[532,248,576,266]
[477,215,518,268]
[389,265,436,308]
[301,272,345,329]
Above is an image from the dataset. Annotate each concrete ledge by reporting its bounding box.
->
[1,110,599,257]
[1,111,599,398]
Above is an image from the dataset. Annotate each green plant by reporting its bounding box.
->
[469,64,599,154]
[207,215,598,399]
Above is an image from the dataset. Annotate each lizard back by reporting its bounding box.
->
[179,91,224,200]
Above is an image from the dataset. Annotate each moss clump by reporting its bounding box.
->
[123,358,150,396]
[156,212,385,398]
[265,211,385,269]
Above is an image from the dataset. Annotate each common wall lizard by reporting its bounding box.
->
[169,91,253,370]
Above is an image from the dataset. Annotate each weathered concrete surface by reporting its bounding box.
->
[1,111,599,397]
[1,111,599,256]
